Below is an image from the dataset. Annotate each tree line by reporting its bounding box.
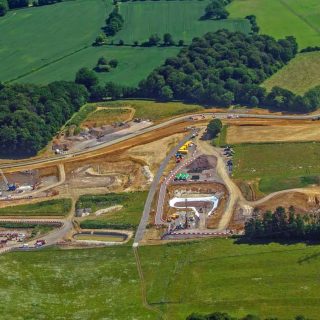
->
[0,81,88,156]
[0,0,63,16]
[187,312,309,320]
[103,5,124,37]
[207,119,222,139]
[245,206,320,241]
[136,30,320,112]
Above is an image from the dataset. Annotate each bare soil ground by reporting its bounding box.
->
[124,133,185,173]
[226,119,320,144]
[254,192,320,214]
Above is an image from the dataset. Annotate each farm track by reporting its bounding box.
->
[133,247,164,319]
[8,45,90,83]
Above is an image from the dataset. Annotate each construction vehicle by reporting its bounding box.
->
[0,169,16,191]
[171,213,180,220]
[178,149,188,154]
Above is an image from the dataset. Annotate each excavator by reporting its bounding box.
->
[0,169,17,192]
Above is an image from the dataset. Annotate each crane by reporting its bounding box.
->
[0,169,16,191]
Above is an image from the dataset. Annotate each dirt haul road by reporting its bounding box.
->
[1,110,320,173]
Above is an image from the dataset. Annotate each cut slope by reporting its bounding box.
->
[228,0,320,49]
[262,52,320,94]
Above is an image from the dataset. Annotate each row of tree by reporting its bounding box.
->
[187,312,308,320]
[245,206,320,241]
[137,30,320,112]
[0,81,88,156]
[207,119,222,138]
[0,0,63,16]
[104,5,124,37]
[245,15,259,34]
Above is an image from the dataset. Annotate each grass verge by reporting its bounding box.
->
[0,199,72,217]
[78,192,147,230]
[98,100,204,121]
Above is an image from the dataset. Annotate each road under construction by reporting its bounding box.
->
[1,109,320,251]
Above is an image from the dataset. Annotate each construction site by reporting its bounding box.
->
[0,107,320,251]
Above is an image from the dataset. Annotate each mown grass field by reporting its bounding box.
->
[1,239,320,319]
[78,192,148,229]
[0,199,72,216]
[114,0,251,45]
[18,46,180,87]
[232,143,320,193]
[228,0,320,49]
[262,52,320,94]
[0,246,154,320]
[0,0,108,83]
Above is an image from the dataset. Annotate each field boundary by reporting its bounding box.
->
[8,45,91,83]
[280,0,320,35]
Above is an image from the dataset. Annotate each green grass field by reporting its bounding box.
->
[232,143,320,193]
[17,46,180,86]
[1,239,320,319]
[0,0,108,83]
[114,0,251,45]
[101,100,204,121]
[262,52,320,94]
[78,192,148,229]
[0,199,72,217]
[228,0,320,49]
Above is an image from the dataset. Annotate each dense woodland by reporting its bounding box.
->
[245,206,320,241]
[187,312,308,320]
[0,0,63,16]
[138,30,320,112]
[0,81,88,156]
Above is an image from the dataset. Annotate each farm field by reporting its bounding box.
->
[262,52,320,94]
[228,0,320,49]
[232,143,320,193]
[78,192,148,230]
[226,122,320,144]
[0,199,72,217]
[17,46,180,87]
[114,0,251,45]
[0,246,154,320]
[0,0,108,83]
[1,239,320,319]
